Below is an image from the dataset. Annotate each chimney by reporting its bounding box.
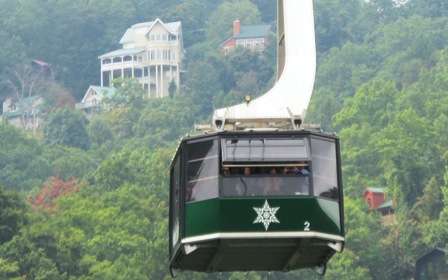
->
[233,19,241,36]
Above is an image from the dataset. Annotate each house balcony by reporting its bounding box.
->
[101,60,146,71]
[75,100,102,110]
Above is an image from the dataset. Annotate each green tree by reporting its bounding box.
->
[101,78,148,140]
[422,170,448,249]
[332,80,398,196]
[186,60,223,118]
[378,109,436,207]
[313,0,370,52]
[205,0,262,47]
[87,117,114,147]
[0,123,44,190]
[135,95,196,150]
[91,146,153,192]
[43,107,90,150]
[405,0,448,18]
[0,186,27,245]
[3,0,137,99]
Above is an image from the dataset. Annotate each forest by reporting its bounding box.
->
[1,0,448,279]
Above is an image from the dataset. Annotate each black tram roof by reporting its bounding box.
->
[171,129,339,169]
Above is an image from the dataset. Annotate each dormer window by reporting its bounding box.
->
[10,104,17,112]
[149,33,170,42]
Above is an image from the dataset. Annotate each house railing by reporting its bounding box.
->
[75,100,102,110]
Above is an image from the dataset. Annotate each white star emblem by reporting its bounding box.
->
[253,200,280,231]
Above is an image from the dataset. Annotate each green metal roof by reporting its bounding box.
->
[89,86,115,98]
[366,187,385,193]
[377,200,393,209]
[2,95,41,118]
[98,47,146,59]
[234,25,271,39]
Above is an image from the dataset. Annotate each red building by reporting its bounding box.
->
[362,187,395,224]
[220,19,271,53]
[362,187,386,210]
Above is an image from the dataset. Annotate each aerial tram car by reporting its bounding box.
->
[169,0,344,276]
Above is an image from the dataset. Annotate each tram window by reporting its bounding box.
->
[186,139,219,202]
[310,137,338,200]
[170,153,181,250]
[220,165,310,197]
[222,138,309,162]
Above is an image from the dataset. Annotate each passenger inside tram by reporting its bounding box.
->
[220,164,310,197]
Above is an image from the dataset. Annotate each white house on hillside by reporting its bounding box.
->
[98,18,185,99]
[75,86,115,119]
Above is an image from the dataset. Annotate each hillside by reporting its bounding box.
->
[1,0,448,279]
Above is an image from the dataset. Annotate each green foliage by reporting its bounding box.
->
[134,95,196,149]
[313,0,368,52]
[205,0,262,47]
[186,60,223,117]
[0,124,45,190]
[405,0,448,18]
[2,1,448,279]
[0,186,27,245]
[325,250,372,280]
[108,78,147,110]
[87,117,114,147]
[43,107,90,150]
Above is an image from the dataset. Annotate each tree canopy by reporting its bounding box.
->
[1,0,448,279]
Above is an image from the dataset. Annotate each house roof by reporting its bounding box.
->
[90,86,115,97]
[2,95,42,118]
[377,200,393,209]
[220,24,271,47]
[365,187,385,194]
[32,59,51,67]
[119,19,181,45]
[416,247,446,263]
[145,18,181,35]
[102,18,182,59]
[234,25,271,39]
[98,47,146,59]
[82,86,115,103]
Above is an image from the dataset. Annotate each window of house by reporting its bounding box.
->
[162,50,170,60]
[236,39,245,46]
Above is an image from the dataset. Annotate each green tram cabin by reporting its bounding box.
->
[169,130,344,276]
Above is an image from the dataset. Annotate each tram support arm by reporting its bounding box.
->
[327,241,343,252]
[182,244,198,255]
